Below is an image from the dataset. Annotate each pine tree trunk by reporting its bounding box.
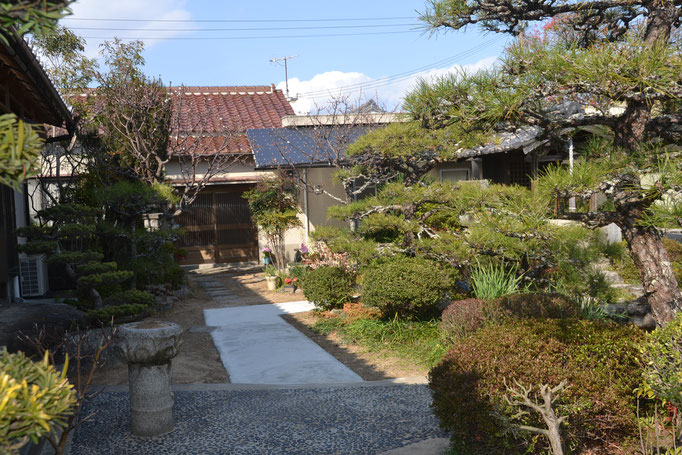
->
[621,224,682,325]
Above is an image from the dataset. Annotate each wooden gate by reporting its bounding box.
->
[175,185,258,264]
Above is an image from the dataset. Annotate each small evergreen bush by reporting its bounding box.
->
[429,318,644,453]
[642,311,682,408]
[499,293,579,320]
[0,350,75,453]
[362,256,451,319]
[303,266,354,310]
[103,289,154,307]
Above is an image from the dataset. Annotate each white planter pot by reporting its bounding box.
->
[265,276,278,291]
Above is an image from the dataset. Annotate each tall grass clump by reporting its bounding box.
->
[470,261,522,300]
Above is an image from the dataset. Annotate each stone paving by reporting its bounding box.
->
[68,382,447,455]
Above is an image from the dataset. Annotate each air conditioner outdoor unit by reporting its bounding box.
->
[19,255,49,297]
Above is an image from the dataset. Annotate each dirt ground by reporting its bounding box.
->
[92,282,229,385]
[93,269,424,385]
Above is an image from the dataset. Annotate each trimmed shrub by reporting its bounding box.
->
[429,318,644,454]
[440,298,488,339]
[499,293,579,319]
[362,256,451,319]
[303,266,354,310]
[87,304,151,322]
[103,289,154,307]
[440,294,579,342]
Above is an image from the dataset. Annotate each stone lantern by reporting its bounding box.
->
[115,321,183,437]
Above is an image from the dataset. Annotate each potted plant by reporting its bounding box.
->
[262,247,273,265]
[264,265,279,291]
[282,277,299,293]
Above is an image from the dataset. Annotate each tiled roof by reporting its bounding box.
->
[170,85,294,154]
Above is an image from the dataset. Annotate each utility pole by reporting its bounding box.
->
[270,55,297,100]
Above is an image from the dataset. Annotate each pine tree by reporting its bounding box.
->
[353,1,682,325]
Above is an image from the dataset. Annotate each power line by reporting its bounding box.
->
[62,16,416,23]
[80,30,422,40]
[297,37,502,98]
[68,23,417,32]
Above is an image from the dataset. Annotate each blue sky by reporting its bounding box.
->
[60,0,508,113]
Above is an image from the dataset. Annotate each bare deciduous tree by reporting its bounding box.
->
[265,95,404,204]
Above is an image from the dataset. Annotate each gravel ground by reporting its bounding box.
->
[68,383,446,455]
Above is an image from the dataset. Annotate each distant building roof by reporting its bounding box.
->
[352,99,385,114]
[169,85,294,155]
[248,125,370,169]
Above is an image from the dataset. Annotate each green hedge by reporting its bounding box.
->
[362,256,451,319]
[303,266,354,310]
[430,318,644,453]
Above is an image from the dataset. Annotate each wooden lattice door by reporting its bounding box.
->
[175,185,258,264]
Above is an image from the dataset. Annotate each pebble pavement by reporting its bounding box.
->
[68,383,447,455]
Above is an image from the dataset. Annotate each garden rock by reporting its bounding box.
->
[631,313,656,330]
[604,300,656,329]
[173,285,192,299]
[627,301,651,316]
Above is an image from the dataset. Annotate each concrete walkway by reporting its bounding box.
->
[204,301,363,384]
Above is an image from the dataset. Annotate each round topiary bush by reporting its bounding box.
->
[440,293,580,342]
[440,298,488,339]
[303,266,354,310]
[429,318,644,454]
[362,256,451,319]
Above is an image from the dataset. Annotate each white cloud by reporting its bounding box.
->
[61,0,193,58]
[280,56,498,115]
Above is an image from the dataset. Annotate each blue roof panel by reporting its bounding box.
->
[247,126,369,169]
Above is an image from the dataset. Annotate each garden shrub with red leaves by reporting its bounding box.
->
[429,318,644,454]
[440,293,579,342]
[440,298,488,339]
[499,293,579,320]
